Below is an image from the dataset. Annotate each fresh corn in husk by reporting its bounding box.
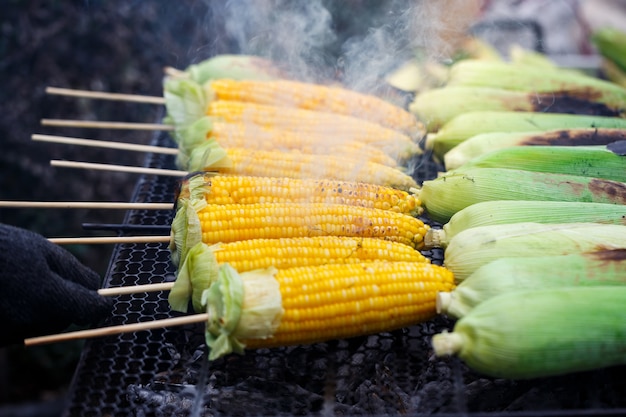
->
[508,44,557,69]
[446,59,626,110]
[410,86,621,132]
[425,111,626,161]
[443,128,626,169]
[443,222,626,281]
[437,249,626,318]
[592,28,626,73]
[432,286,626,379]
[419,167,626,224]
[424,200,626,249]
[456,145,626,182]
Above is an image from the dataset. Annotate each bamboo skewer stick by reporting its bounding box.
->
[98,282,175,296]
[41,119,174,131]
[32,134,179,155]
[0,201,173,209]
[24,313,208,346]
[50,160,189,177]
[46,86,166,105]
[48,235,171,245]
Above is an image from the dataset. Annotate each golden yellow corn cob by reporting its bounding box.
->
[168,237,431,312]
[206,78,422,136]
[201,261,455,359]
[177,174,422,215]
[185,145,418,191]
[197,203,427,247]
[212,236,429,271]
[205,100,422,159]
[176,118,398,167]
[169,201,429,265]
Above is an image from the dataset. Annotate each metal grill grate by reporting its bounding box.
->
[63,132,626,417]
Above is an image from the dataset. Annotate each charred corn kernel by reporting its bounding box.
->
[444,128,626,170]
[185,143,418,191]
[205,101,421,160]
[424,200,626,249]
[419,167,626,224]
[178,174,422,216]
[174,117,397,167]
[446,59,626,111]
[457,145,626,182]
[432,286,626,379]
[202,260,455,359]
[169,201,429,266]
[425,111,626,161]
[410,86,621,133]
[443,222,626,281]
[206,78,422,136]
[437,250,626,319]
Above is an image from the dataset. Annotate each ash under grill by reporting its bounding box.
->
[63,132,626,417]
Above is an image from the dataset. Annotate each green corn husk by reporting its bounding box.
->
[592,28,626,73]
[443,222,626,282]
[424,200,626,249]
[182,54,287,85]
[443,128,626,169]
[600,58,626,89]
[456,145,626,182]
[410,86,621,132]
[432,286,626,379]
[425,111,626,161]
[419,167,626,224]
[437,249,626,319]
[508,44,557,69]
[446,59,626,107]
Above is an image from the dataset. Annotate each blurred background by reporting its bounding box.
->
[0,0,625,415]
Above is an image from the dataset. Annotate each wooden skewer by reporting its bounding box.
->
[163,66,189,78]
[24,313,208,346]
[41,119,174,131]
[46,86,166,105]
[0,201,173,209]
[98,282,175,296]
[48,235,171,245]
[32,134,179,155]
[50,160,188,177]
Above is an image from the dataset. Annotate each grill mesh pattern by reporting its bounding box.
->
[63,133,626,417]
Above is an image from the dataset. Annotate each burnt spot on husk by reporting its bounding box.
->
[529,91,621,116]
[588,248,626,262]
[589,178,626,204]
[523,128,626,146]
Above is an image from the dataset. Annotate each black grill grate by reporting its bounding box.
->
[63,132,626,417]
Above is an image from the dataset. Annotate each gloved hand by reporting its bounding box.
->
[0,223,114,346]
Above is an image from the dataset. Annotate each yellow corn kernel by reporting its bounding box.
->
[202,261,455,358]
[178,174,422,215]
[207,78,423,137]
[205,100,421,160]
[201,148,418,191]
[203,122,396,166]
[195,202,429,249]
[212,236,429,272]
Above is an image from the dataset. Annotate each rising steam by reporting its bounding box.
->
[210,0,478,92]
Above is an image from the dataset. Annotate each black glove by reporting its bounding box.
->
[0,223,114,346]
